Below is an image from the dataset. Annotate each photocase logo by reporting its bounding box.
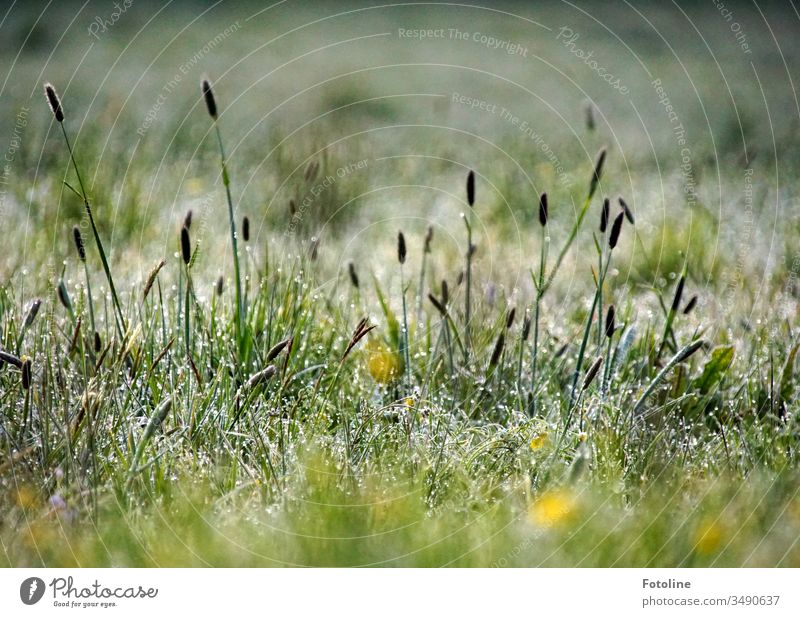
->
[20,577,45,605]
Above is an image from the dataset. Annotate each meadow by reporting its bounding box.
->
[1,0,800,567]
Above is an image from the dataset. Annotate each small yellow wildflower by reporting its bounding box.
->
[367,345,402,384]
[693,519,724,555]
[528,489,576,528]
[577,431,588,443]
[530,432,548,450]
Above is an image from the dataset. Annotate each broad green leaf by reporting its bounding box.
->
[693,345,734,394]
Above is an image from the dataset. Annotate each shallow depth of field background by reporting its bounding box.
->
[2,0,800,567]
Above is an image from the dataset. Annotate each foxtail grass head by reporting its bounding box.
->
[609,211,624,249]
[72,226,86,262]
[348,261,359,289]
[424,225,434,253]
[44,83,64,123]
[201,78,218,119]
[588,147,607,200]
[618,196,635,224]
[538,192,548,226]
[466,170,475,207]
[397,231,406,264]
[605,304,616,338]
[180,226,191,265]
[600,197,610,233]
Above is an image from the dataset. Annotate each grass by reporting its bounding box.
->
[2,1,800,568]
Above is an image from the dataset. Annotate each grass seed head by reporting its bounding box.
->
[506,307,516,329]
[142,260,166,301]
[72,226,86,261]
[618,196,635,224]
[266,338,291,361]
[24,299,42,328]
[201,78,217,119]
[397,231,406,264]
[521,315,531,341]
[310,237,320,261]
[582,356,604,391]
[183,209,193,230]
[215,275,224,296]
[348,261,359,289]
[538,192,549,226]
[609,211,624,249]
[600,197,610,233]
[683,294,698,315]
[180,226,191,265]
[21,357,32,390]
[605,304,616,338]
[489,332,505,367]
[44,83,64,122]
[466,170,475,207]
[588,147,607,199]
[441,280,449,306]
[671,274,686,313]
[242,216,250,242]
[424,225,434,253]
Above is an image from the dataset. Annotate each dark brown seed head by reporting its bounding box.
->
[618,196,635,224]
[671,275,686,313]
[242,216,250,242]
[94,331,102,353]
[24,299,42,328]
[184,209,193,230]
[181,226,191,265]
[585,101,595,132]
[310,237,320,261]
[72,226,86,261]
[581,356,604,391]
[683,294,698,315]
[538,192,548,227]
[266,338,292,361]
[21,357,32,390]
[605,304,616,338]
[424,225,434,253]
[676,339,704,363]
[397,231,406,264]
[441,280,449,306]
[466,170,475,207]
[521,315,531,341]
[489,332,505,367]
[600,197,610,233]
[609,211,624,249]
[456,270,465,286]
[216,276,224,296]
[289,199,296,218]
[506,307,516,329]
[588,147,607,200]
[348,261,359,289]
[0,350,22,368]
[44,83,64,122]
[201,78,217,119]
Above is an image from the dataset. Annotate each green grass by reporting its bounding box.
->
[2,1,800,567]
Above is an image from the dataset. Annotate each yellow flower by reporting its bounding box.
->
[693,519,724,555]
[367,345,402,384]
[528,489,576,528]
[577,431,588,443]
[530,432,548,450]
